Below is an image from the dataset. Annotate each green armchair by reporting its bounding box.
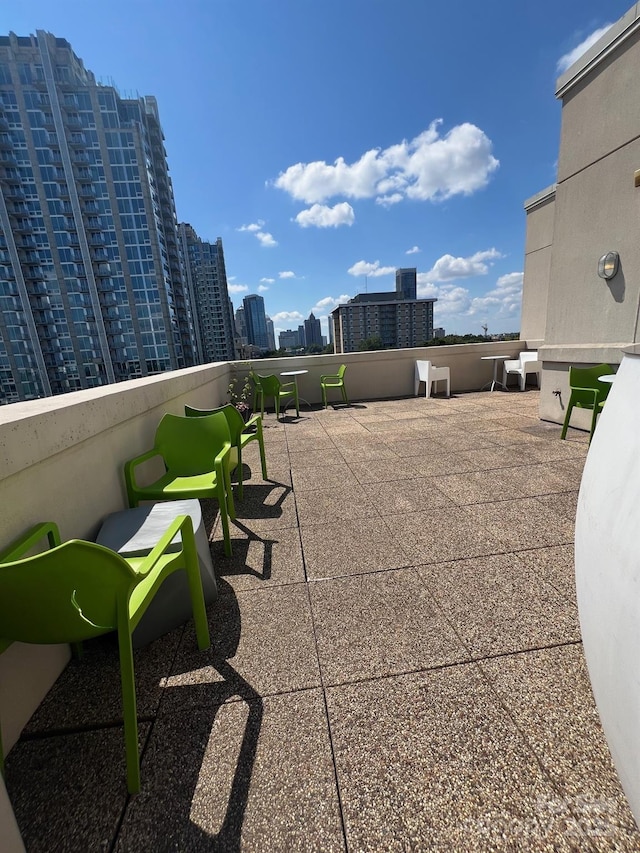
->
[560,363,612,444]
[124,411,235,556]
[320,364,349,408]
[185,403,268,499]
[0,517,210,793]
[255,373,298,420]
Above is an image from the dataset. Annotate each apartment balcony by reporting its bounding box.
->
[0,344,638,850]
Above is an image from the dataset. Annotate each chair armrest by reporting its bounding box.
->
[124,448,163,495]
[320,374,340,382]
[214,441,232,472]
[134,514,196,578]
[503,360,520,373]
[0,521,61,563]
[244,413,261,430]
[573,386,600,403]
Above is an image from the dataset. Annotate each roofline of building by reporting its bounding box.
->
[555,3,640,99]
[523,184,556,212]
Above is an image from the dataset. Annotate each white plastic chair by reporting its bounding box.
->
[502,351,541,391]
[415,360,450,398]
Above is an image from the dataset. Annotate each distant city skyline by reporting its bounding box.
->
[0,1,631,344]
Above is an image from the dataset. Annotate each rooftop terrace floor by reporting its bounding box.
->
[5,390,640,851]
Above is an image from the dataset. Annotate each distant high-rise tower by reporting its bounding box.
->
[395,268,417,300]
[179,224,235,363]
[242,294,269,351]
[304,311,322,347]
[265,315,275,351]
[0,31,197,403]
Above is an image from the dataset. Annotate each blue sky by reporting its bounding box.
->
[2,0,632,339]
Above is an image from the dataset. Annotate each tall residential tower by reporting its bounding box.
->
[179,224,236,363]
[0,31,197,403]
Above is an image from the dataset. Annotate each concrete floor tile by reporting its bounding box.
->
[515,544,577,602]
[309,570,470,684]
[292,464,360,492]
[348,457,423,484]
[467,497,575,550]
[224,481,297,531]
[288,448,343,469]
[24,630,182,732]
[300,516,410,579]
[164,583,321,701]
[296,484,377,525]
[116,691,344,853]
[326,667,594,851]
[417,552,580,657]
[434,468,530,505]
[361,477,452,514]
[5,724,143,852]
[210,526,305,591]
[479,646,640,848]
[384,505,504,564]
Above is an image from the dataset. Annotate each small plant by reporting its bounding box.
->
[228,374,252,420]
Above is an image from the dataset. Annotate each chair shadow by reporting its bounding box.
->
[127,578,264,851]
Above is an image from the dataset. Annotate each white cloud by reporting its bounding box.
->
[418,249,502,284]
[279,270,296,279]
[416,271,523,332]
[467,272,523,318]
[375,193,403,207]
[238,219,277,247]
[311,294,351,315]
[256,231,277,247]
[258,284,269,292]
[260,277,275,284]
[228,284,249,294]
[294,202,355,228]
[348,260,395,278]
[273,120,499,205]
[557,24,613,73]
[406,246,421,255]
[271,310,304,324]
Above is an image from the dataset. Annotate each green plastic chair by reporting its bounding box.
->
[320,364,349,408]
[124,411,235,556]
[256,373,299,419]
[248,370,263,413]
[560,363,612,444]
[0,517,210,794]
[185,403,268,500]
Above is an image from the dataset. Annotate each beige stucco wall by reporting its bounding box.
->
[521,188,555,342]
[524,6,640,425]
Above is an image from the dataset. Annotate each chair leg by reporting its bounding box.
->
[217,473,233,557]
[321,385,327,408]
[236,446,244,501]
[257,422,268,480]
[117,622,140,794]
[182,522,210,651]
[560,402,574,440]
[341,384,348,404]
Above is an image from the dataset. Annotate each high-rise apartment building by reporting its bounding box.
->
[179,224,235,363]
[0,31,197,403]
[330,268,435,353]
[279,328,302,350]
[265,316,275,352]
[304,311,322,348]
[242,294,269,351]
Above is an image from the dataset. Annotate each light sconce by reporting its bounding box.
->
[598,251,619,280]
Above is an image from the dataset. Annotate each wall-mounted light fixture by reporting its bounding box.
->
[598,251,619,280]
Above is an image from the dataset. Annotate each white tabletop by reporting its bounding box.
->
[600,374,616,383]
[280,369,308,377]
[480,355,509,361]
